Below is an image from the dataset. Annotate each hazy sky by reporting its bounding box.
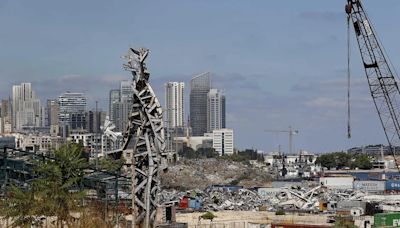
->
[1,0,400,153]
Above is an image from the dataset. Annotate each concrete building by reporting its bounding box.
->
[86,110,106,134]
[190,72,211,136]
[47,99,59,136]
[112,102,132,132]
[212,128,234,156]
[16,134,65,152]
[174,134,213,151]
[58,92,86,135]
[120,80,133,102]
[109,89,120,123]
[0,99,12,134]
[69,132,101,156]
[165,82,184,128]
[108,81,134,132]
[207,89,226,132]
[0,136,16,149]
[12,83,43,131]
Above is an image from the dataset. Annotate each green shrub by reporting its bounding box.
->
[275,209,286,215]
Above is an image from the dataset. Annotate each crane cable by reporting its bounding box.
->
[347,14,351,139]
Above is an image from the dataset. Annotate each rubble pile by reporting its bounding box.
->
[160,185,373,212]
[161,158,271,190]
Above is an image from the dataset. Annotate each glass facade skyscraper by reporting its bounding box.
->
[190,72,211,136]
[58,92,86,134]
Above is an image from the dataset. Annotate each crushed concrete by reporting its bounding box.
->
[160,184,400,212]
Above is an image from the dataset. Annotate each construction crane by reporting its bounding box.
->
[265,126,299,178]
[265,126,299,155]
[345,0,400,172]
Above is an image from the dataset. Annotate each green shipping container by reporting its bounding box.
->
[374,213,400,227]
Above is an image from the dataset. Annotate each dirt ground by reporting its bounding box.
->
[176,211,330,227]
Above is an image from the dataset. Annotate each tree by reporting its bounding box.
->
[99,157,125,172]
[200,211,216,221]
[352,154,373,170]
[178,145,196,159]
[334,152,351,168]
[315,153,336,170]
[2,186,37,228]
[3,143,88,227]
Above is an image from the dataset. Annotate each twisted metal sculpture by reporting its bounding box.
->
[122,48,167,227]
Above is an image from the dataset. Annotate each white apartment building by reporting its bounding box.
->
[212,128,233,156]
[207,89,226,132]
[165,82,184,128]
[12,83,43,131]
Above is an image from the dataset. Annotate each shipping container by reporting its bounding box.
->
[374,213,400,227]
[353,180,385,192]
[179,197,188,209]
[188,198,201,210]
[385,180,400,191]
[319,176,354,190]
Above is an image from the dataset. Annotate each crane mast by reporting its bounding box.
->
[346,0,400,171]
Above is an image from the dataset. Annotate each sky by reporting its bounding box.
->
[1,0,400,153]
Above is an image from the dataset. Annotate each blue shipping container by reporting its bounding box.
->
[188,198,202,210]
[195,199,201,210]
[188,199,196,209]
[385,180,400,191]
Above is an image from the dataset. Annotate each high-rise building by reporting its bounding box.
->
[165,82,184,128]
[109,89,120,122]
[212,128,234,156]
[58,92,86,135]
[47,99,59,136]
[12,83,42,131]
[207,89,226,132]
[190,72,211,136]
[0,99,10,134]
[120,80,133,102]
[112,102,132,132]
[86,110,106,134]
[108,81,134,132]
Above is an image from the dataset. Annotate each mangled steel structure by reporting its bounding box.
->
[122,48,167,227]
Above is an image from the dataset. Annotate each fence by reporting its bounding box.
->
[188,221,269,228]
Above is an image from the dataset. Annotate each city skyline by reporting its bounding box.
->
[1,1,400,152]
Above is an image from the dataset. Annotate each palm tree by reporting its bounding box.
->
[3,143,88,227]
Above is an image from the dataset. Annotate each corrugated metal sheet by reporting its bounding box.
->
[385,180,400,191]
[353,180,385,192]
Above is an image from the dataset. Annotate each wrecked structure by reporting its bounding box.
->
[160,183,400,214]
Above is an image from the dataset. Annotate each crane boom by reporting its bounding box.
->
[346,0,400,171]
